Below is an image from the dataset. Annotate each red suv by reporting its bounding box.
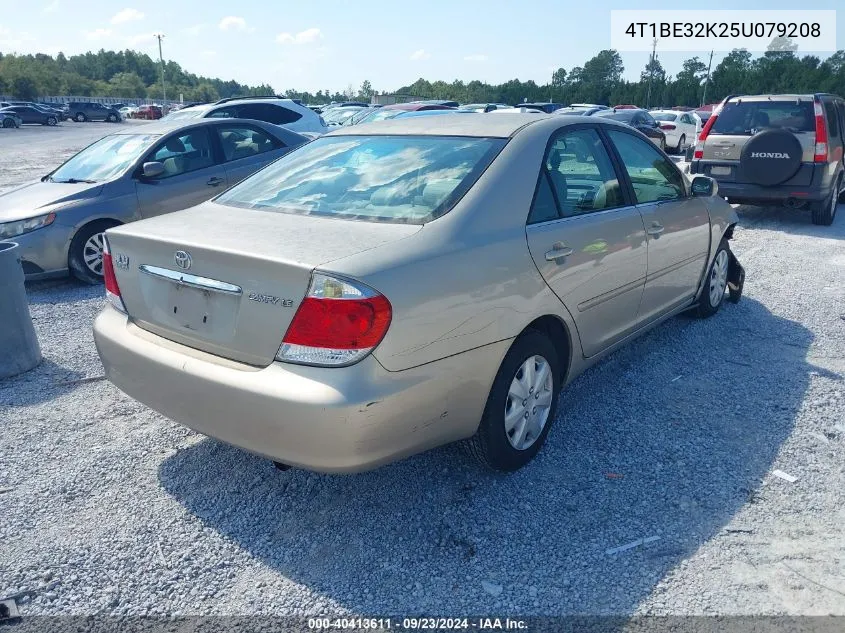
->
[135,105,163,120]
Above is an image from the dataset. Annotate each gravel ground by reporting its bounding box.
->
[0,129,843,618]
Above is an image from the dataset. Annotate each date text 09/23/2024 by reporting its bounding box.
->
[308,618,529,630]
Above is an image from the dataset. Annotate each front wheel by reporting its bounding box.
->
[2,118,13,128]
[68,221,120,284]
[107,113,118,122]
[46,116,57,126]
[465,330,561,471]
[695,239,730,318]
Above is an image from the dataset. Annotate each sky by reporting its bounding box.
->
[1,0,843,95]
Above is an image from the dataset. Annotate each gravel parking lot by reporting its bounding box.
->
[1,124,843,618]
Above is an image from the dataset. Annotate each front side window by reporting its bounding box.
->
[541,128,625,218]
[148,128,214,179]
[215,135,505,224]
[217,125,280,161]
[607,130,685,204]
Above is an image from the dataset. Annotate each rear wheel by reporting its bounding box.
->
[675,134,686,154]
[75,112,86,122]
[68,220,120,284]
[812,175,841,226]
[695,239,730,318]
[658,137,666,152]
[465,330,561,471]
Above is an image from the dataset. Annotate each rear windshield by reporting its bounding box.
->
[652,113,678,122]
[711,101,815,135]
[215,135,506,224]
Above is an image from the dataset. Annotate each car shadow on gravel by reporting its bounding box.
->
[159,296,823,615]
[734,201,844,239]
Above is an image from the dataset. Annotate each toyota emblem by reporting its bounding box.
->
[174,250,192,270]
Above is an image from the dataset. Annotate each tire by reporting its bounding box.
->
[46,116,57,126]
[675,134,686,155]
[658,137,666,152]
[107,114,118,123]
[2,118,13,128]
[811,175,840,226]
[68,220,120,285]
[75,112,86,123]
[465,330,561,471]
[695,239,730,318]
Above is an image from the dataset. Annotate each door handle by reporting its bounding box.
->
[544,244,574,261]
[207,176,224,187]
[646,222,665,237]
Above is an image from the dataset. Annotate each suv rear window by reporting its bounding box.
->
[215,135,506,224]
[711,100,815,135]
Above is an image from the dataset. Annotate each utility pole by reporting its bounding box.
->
[700,50,714,107]
[153,33,167,104]
[645,38,657,109]
[549,70,553,103]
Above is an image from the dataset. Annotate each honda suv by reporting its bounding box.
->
[690,93,845,225]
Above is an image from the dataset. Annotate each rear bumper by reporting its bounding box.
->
[691,160,833,203]
[93,306,507,472]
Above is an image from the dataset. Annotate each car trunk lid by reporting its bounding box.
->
[105,201,420,366]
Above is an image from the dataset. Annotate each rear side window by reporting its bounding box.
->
[238,103,302,125]
[823,101,839,138]
[215,135,506,224]
[711,101,815,135]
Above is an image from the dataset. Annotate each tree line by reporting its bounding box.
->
[1,46,844,107]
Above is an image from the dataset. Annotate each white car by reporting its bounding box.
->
[650,110,701,154]
[161,97,328,135]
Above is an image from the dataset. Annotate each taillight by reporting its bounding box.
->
[276,273,392,367]
[694,102,724,159]
[660,123,676,130]
[813,99,828,163]
[102,237,126,313]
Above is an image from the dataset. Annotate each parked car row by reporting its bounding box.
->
[10,89,845,475]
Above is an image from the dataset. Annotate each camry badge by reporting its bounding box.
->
[174,250,192,270]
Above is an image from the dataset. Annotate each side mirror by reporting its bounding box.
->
[691,175,717,197]
[141,161,165,179]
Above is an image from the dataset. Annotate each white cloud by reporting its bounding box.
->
[111,8,144,24]
[410,49,431,61]
[85,28,113,40]
[276,27,322,45]
[126,32,154,46]
[464,54,488,62]
[182,23,206,36]
[41,0,60,14]
[200,50,217,58]
[219,16,246,31]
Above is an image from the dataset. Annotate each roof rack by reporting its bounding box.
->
[213,95,284,105]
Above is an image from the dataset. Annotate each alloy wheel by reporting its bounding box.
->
[709,250,729,307]
[504,355,553,451]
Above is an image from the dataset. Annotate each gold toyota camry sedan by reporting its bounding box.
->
[94,114,745,473]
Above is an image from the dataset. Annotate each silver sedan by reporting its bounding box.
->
[0,119,307,283]
[94,114,744,473]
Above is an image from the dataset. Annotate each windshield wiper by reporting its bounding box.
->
[49,177,97,184]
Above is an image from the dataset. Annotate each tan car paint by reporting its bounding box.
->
[95,115,739,472]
